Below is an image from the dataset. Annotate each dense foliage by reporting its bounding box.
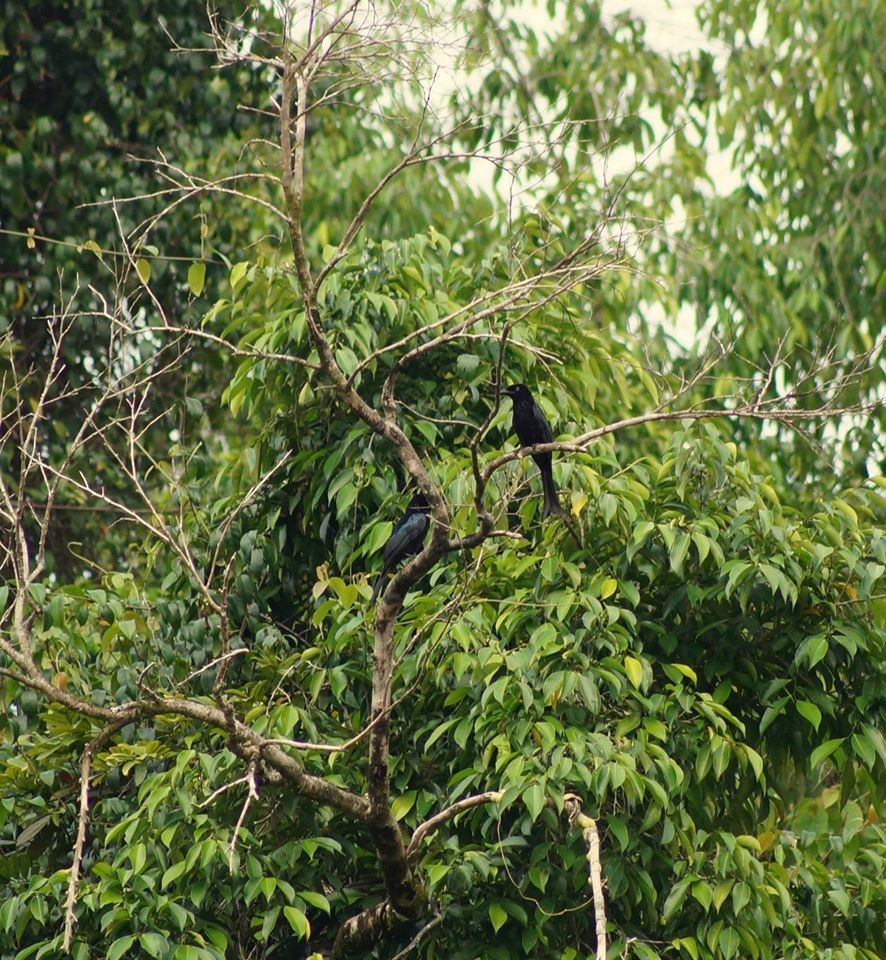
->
[1,3,883,960]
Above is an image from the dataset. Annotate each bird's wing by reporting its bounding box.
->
[532,403,554,443]
[383,510,429,565]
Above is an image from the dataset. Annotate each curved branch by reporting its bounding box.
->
[63,722,128,953]
[479,402,877,488]
[406,790,503,860]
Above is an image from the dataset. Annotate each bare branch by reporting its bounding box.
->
[389,911,444,960]
[406,791,504,860]
[63,723,127,953]
[228,761,260,872]
[565,795,608,960]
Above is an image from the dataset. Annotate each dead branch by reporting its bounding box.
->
[406,791,504,860]
[63,722,127,953]
[389,911,444,960]
[228,760,260,871]
[565,794,607,960]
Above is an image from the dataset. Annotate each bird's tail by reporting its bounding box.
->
[541,469,567,518]
[370,572,387,604]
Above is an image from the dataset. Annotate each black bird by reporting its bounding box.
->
[502,383,566,518]
[371,492,431,602]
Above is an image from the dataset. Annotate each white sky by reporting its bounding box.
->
[602,0,716,54]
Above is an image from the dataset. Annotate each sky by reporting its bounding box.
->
[516,0,723,55]
[602,0,716,54]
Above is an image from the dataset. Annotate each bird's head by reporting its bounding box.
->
[502,383,532,402]
[409,491,430,512]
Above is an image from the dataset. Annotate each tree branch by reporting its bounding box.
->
[565,794,607,960]
[406,791,504,860]
[63,722,128,953]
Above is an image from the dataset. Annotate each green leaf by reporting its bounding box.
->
[188,261,206,296]
[172,947,203,960]
[488,903,507,933]
[608,815,629,851]
[712,879,733,911]
[743,745,764,781]
[719,926,740,959]
[522,782,545,822]
[28,582,46,605]
[0,897,18,933]
[259,905,281,942]
[624,655,643,690]
[759,696,789,735]
[457,353,480,376]
[627,520,655,560]
[139,934,169,959]
[129,842,146,874]
[643,718,667,741]
[795,699,821,730]
[633,945,662,960]
[795,633,828,668]
[810,737,844,767]
[135,258,151,284]
[670,663,697,684]
[230,261,249,289]
[731,880,751,915]
[723,560,751,599]
[426,863,449,886]
[328,577,358,608]
[662,877,692,923]
[299,890,331,913]
[335,346,359,376]
[672,937,700,960]
[827,887,851,916]
[668,531,690,575]
[260,876,276,902]
[863,723,886,766]
[366,521,393,555]
[162,860,187,889]
[424,717,459,751]
[692,531,711,564]
[851,731,876,768]
[391,791,416,821]
[107,936,136,960]
[692,880,712,911]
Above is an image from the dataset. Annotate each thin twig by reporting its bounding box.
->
[228,761,260,871]
[407,791,503,860]
[389,911,445,960]
[63,723,127,953]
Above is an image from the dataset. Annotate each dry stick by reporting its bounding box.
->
[389,912,444,960]
[139,324,320,370]
[63,723,127,953]
[180,648,250,687]
[228,761,260,871]
[406,790,504,860]
[565,795,607,960]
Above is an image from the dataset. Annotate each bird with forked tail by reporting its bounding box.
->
[502,383,566,519]
[370,492,431,603]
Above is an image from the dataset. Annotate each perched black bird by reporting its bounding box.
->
[502,383,566,518]
[371,492,431,602]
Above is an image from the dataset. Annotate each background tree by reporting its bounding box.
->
[1,3,883,960]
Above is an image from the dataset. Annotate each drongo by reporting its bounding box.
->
[502,383,566,518]
[371,492,431,602]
